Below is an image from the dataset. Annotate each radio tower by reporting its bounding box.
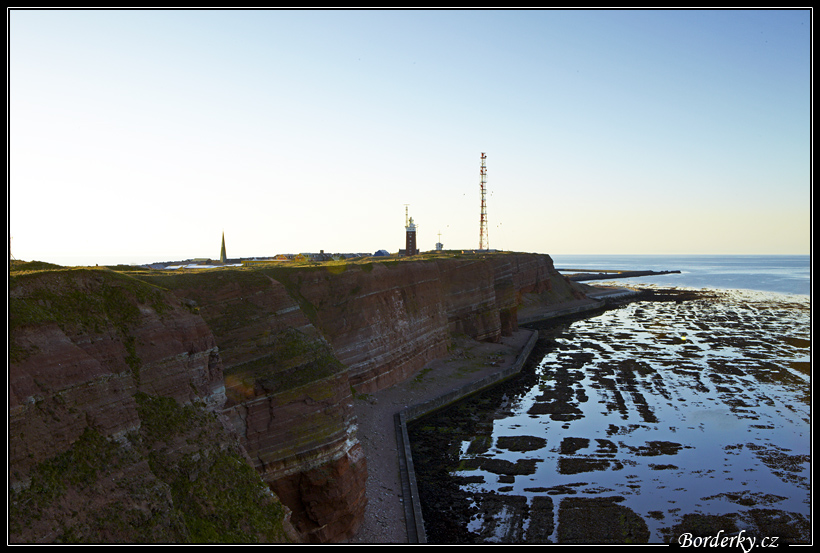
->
[479,152,489,250]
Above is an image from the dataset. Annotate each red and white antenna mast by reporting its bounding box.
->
[479,152,489,250]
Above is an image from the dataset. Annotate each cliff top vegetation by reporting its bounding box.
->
[10,249,531,276]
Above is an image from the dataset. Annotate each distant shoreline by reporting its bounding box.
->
[561,269,681,281]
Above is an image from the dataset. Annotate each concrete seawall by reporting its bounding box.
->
[394,330,539,543]
[392,286,639,543]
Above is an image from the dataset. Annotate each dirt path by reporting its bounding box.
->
[350,329,536,543]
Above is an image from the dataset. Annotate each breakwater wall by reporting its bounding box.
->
[563,270,680,281]
[392,285,642,543]
[394,329,540,543]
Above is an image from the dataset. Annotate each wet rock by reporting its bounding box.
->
[660,513,739,542]
[559,437,590,455]
[465,457,540,476]
[470,493,528,542]
[557,496,649,543]
[558,458,614,475]
[524,496,554,543]
[745,509,810,544]
[410,287,810,544]
[496,435,547,452]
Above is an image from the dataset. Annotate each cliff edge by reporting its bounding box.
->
[8,252,589,543]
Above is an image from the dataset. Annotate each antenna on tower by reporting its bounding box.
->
[479,152,489,250]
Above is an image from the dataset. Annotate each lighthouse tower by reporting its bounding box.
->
[404,207,417,256]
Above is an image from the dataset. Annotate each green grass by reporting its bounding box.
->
[8,267,171,365]
[9,394,295,543]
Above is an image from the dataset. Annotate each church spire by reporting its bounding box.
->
[220,232,227,264]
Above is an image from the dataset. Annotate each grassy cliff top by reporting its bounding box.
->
[10,250,537,280]
[11,250,528,271]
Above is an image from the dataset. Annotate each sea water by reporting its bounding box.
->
[411,255,811,543]
[551,254,810,297]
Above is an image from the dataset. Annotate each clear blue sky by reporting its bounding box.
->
[9,9,811,265]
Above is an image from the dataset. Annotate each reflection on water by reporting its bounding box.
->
[410,288,811,543]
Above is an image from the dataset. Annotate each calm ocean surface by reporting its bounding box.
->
[550,254,810,297]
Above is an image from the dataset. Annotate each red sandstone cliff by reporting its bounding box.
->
[153,269,368,543]
[8,267,299,543]
[8,253,587,543]
[279,253,582,394]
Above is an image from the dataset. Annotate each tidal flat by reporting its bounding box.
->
[409,287,810,544]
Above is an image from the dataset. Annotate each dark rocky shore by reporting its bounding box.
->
[407,287,811,544]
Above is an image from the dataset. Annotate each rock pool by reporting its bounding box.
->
[409,288,810,544]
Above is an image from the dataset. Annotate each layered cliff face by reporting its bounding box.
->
[149,269,367,543]
[269,253,582,394]
[8,267,299,543]
[9,269,224,477]
[8,253,587,543]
